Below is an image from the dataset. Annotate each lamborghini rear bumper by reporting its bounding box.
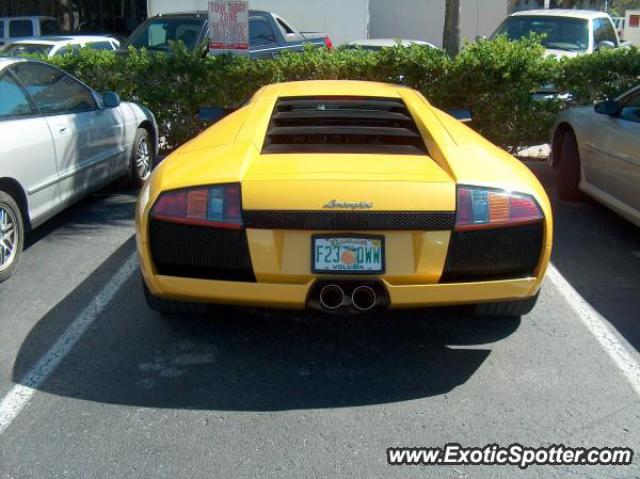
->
[141,269,540,310]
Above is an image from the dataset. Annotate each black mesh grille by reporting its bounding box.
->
[440,222,544,282]
[149,220,255,281]
[244,211,455,231]
[262,96,428,155]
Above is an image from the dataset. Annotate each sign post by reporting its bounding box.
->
[208,0,249,56]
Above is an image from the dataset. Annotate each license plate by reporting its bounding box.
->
[312,236,385,274]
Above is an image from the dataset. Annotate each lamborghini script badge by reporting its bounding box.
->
[323,200,373,210]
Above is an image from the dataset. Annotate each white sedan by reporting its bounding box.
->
[551,85,640,226]
[0,58,158,281]
[1,35,119,58]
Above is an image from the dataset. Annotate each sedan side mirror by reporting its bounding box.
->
[103,91,121,108]
[594,99,622,116]
[198,107,231,122]
[448,109,473,123]
[597,40,615,51]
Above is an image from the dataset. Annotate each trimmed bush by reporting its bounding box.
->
[45,39,640,153]
[557,47,640,104]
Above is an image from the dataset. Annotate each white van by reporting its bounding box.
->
[0,16,61,47]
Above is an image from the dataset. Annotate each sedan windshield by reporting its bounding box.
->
[492,16,589,52]
[2,44,53,56]
[126,18,204,50]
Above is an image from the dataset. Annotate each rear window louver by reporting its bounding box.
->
[261,96,428,155]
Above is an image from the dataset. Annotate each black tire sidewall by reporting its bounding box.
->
[558,131,581,201]
[142,276,209,317]
[0,191,24,282]
[472,292,540,318]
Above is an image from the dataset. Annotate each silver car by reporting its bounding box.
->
[551,84,640,227]
[1,35,120,57]
[0,58,158,281]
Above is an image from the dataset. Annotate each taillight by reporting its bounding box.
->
[151,183,243,229]
[455,186,542,231]
[324,36,333,49]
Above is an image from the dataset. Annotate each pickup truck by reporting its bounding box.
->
[491,9,626,57]
[0,16,61,47]
[122,11,332,58]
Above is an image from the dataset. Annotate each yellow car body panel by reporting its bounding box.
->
[136,80,552,311]
[244,230,451,285]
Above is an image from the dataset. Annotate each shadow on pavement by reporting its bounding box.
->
[12,238,521,411]
[23,184,138,251]
[527,161,640,351]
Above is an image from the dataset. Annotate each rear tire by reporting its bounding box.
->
[471,292,540,318]
[557,130,582,201]
[0,191,24,283]
[129,128,153,188]
[143,279,209,316]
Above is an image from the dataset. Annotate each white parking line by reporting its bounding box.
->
[547,264,640,398]
[0,253,138,435]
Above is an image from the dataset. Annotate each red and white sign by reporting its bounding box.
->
[208,0,249,54]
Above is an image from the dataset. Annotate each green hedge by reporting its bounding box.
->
[45,39,640,153]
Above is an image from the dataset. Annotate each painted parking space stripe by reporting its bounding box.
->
[547,264,640,397]
[0,253,138,435]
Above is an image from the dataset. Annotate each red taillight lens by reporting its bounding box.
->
[324,36,333,49]
[151,183,243,229]
[455,186,543,231]
[153,190,187,218]
[224,184,242,222]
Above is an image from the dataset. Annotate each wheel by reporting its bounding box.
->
[0,191,24,283]
[143,279,209,316]
[129,128,153,188]
[557,130,582,201]
[471,292,540,318]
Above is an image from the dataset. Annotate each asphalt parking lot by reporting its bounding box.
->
[0,161,639,479]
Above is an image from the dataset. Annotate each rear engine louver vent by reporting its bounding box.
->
[262,97,428,155]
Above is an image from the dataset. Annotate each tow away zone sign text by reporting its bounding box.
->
[208,1,249,54]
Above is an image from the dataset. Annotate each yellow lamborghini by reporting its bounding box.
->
[135,81,552,317]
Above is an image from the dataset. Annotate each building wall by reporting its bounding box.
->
[460,0,509,42]
[369,0,508,47]
[249,0,369,44]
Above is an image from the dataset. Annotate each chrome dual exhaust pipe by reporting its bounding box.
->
[351,286,377,312]
[319,284,346,310]
[318,284,378,312]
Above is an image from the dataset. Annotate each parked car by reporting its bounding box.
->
[344,39,438,50]
[0,16,61,47]
[137,80,552,318]
[122,11,332,57]
[0,58,158,282]
[551,84,640,227]
[491,9,623,57]
[1,35,120,58]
